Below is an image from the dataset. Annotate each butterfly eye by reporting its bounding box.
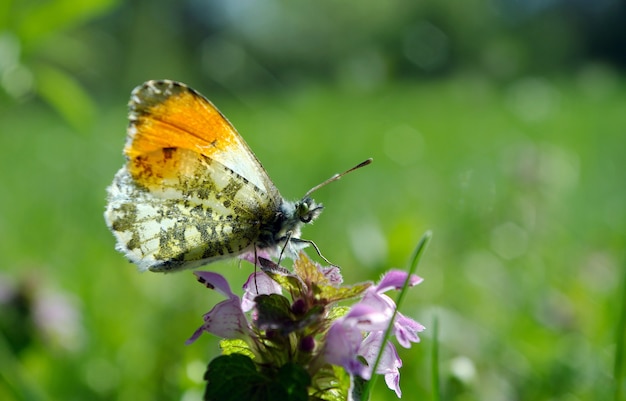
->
[296,200,311,223]
[297,198,323,224]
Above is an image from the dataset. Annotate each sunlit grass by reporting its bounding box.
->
[1,75,624,400]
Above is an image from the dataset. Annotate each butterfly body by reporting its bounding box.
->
[105,80,322,272]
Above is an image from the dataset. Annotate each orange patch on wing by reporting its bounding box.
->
[130,146,215,190]
[125,89,239,160]
[130,147,176,189]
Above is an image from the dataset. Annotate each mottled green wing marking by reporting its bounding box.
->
[105,148,278,272]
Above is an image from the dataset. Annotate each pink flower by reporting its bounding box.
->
[358,332,403,397]
[184,252,427,399]
[186,271,252,344]
[322,270,424,397]
[241,272,282,312]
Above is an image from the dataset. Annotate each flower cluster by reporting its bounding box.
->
[186,253,424,401]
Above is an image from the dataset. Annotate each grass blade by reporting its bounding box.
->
[362,230,432,400]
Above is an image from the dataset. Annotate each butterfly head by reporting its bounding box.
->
[266,197,322,253]
[274,197,323,239]
[295,196,324,224]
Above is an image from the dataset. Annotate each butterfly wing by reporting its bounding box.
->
[106,153,277,272]
[105,80,282,272]
[125,80,279,198]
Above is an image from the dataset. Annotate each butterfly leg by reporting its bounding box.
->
[289,237,338,268]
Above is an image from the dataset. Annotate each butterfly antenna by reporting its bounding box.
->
[304,158,372,198]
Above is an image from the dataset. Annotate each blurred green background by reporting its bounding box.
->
[1,0,625,400]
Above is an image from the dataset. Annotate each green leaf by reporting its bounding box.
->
[204,354,265,401]
[34,63,95,132]
[326,306,350,321]
[309,365,350,401]
[293,251,332,285]
[203,355,310,401]
[274,363,311,401]
[260,268,304,295]
[315,281,371,304]
[220,338,255,359]
[16,0,120,49]
[293,252,371,304]
[350,375,368,401]
[254,294,295,333]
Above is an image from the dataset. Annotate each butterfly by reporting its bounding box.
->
[104,80,371,272]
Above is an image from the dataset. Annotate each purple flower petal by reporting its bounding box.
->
[194,271,236,299]
[188,271,251,343]
[239,250,273,265]
[241,272,282,312]
[185,326,205,345]
[394,313,425,348]
[320,268,425,397]
[359,332,403,397]
[357,291,395,330]
[186,296,250,343]
[344,303,390,332]
[320,265,343,286]
[375,270,423,293]
[384,369,402,398]
[323,321,368,378]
